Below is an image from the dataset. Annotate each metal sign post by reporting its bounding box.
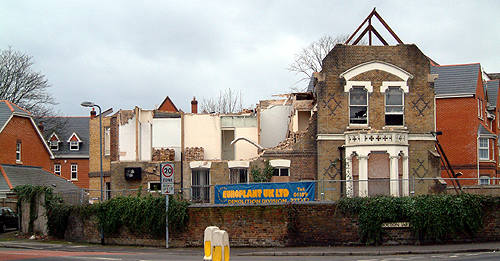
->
[160,162,175,249]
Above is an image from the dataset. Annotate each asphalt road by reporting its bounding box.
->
[0,247,498,261]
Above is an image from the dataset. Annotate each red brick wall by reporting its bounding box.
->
[65,202,500,247]
[52,158,89,189]
[0,116,52,170]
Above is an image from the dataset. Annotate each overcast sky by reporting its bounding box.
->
[1,1,499,116]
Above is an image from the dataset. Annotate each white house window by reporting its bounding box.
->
[16,142,21,162]
[70,141,79,151]
[50,141,59,151]
[54,164,61,175]
[148,182,161,191]
[273,167,289,176]
[192,169,210,203]
[385,87,404,126]
[71,164,78,180]
[349,87,368,125]
[230,168,248,184]
[479,138,489,160]
[104,127,110,156]
[479,176,490,185]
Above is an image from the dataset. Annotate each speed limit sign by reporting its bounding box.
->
[160,162,174,195]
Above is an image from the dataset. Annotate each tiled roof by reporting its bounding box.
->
[486,80,500,107]
[431,64,481,95]
[40,117,89,157]
[0,100,30,132]
[0,164,81,194]
[478,124,496,137]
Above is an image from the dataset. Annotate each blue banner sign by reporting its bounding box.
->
[214,182,315,205]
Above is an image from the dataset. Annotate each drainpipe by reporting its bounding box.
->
[477,135,480,184]
[338,146,345,196]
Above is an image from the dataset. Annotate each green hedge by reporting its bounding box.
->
[338,194,498,245]
[14,185,190,239]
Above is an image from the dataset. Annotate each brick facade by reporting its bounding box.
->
[0,116,52,170]
[52,158,89,188]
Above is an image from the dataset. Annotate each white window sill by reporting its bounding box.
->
[479,159,494,163]
[71,178,78,181]
[15,160,22,164]
[383,126,407,130]
[347,125,370,130]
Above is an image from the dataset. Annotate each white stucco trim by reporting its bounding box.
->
[189,161,212,169]
[344,81,373,93]
[407,134,436,141]
[435,93,475,99]
[269,159,291,168]
[380,81,409,93]
[340,60,414,81]
[227,161,249,168]
[316,134,345,140]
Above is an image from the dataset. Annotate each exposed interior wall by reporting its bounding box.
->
[234,127,258,160]
[184,114,221,160]
[152,118,181,161]
[139,110,153,161]
[118,114,136,161]
[260,105,293,148]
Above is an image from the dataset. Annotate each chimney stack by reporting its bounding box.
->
[90,108,97,119]
[191,97,198,114]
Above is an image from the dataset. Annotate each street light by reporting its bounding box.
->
[81,101,104,245]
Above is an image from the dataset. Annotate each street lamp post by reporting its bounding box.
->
[81,101,104,244]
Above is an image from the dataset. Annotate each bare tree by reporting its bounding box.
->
[288,34,350,82]
[200,88,244,114]
[0,47,56,115]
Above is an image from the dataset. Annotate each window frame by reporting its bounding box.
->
[15,142,21,162]
[349,86,369,126]
[229,168,248,184]
[384,86,405,126]
[479,176,490,185]
[148,181,161,192]
[191,168,210,203]
[479,137,489,160]
[69,141,79,151]
[104,127,111,156]
[54,164,61,175]
[70,164,78,180]
[49,141,59,151]
[272,167,290,177]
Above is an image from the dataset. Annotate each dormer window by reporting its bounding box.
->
[67,132,82,151]
[48,133,60,151]
[70,141,79,150]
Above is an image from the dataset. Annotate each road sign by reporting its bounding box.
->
[160,162,174,195]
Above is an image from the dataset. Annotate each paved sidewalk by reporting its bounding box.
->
[0,239,498,256]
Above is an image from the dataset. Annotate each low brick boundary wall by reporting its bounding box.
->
[64,202,500,247]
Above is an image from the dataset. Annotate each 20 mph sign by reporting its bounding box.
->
[160,162,174,195]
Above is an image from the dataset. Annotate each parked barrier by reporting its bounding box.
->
[203,226,219,261]
[212,229,229,261]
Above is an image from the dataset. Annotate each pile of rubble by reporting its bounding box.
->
[185,147,204,161]
[152,148,175,161]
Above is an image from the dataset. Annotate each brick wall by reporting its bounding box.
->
[64,201,500,247]
[52,158,90,188]
[0,116,52,170]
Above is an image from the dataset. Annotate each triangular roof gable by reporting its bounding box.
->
[0,101,54,159]
[158,96,179,113]
[49,132,60,142]
[67,132,82,142]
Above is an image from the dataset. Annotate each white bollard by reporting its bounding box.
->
[203,226,219,261]
[212,230,230,261]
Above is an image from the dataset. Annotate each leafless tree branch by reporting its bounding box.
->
[0,47,56,116]
[200,88,245,114]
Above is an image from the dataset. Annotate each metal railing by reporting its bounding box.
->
[75,177,499,204]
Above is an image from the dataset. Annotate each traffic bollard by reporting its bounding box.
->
[203,226,219,261]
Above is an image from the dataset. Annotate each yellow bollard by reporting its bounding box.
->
[203,226,219,261]
[212,230,224,261]
[222,230,230,261]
